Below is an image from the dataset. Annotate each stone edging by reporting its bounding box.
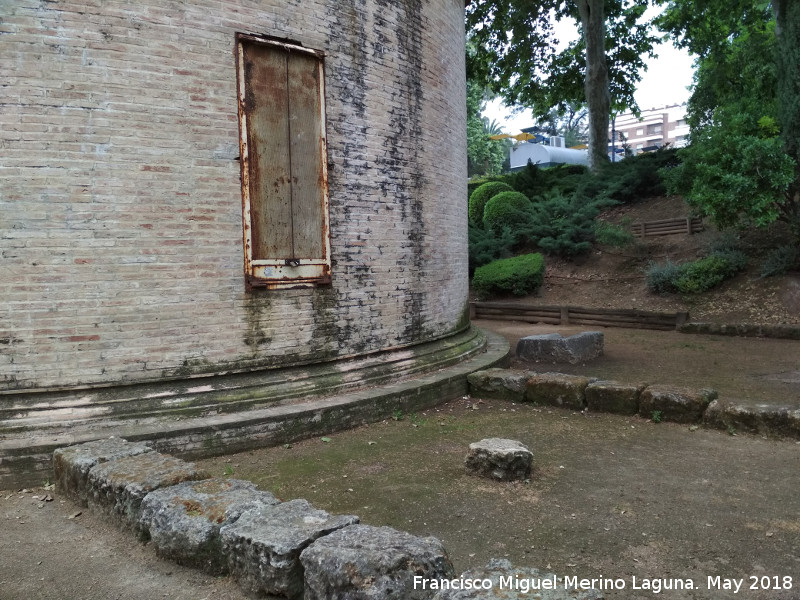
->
[467,369,800,439]
[52,438,601,600]
[679,322,800,340]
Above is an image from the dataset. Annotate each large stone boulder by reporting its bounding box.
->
[585,380,645,415]
[431,559,604,600]
[704,399,800,438]
[53,437,153,507]
[638,385,718,423]
[467,368,532,402]
[464,438,532,482]
[220,498,358,599]
[516,332,603,365]
[86,451,206,534]
[525,373,592,410]
[138,478,279,575]
[300,524,455,600]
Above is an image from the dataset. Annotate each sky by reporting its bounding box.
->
[482,17,696,133]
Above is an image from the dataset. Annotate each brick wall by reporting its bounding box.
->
[0,0,469,391]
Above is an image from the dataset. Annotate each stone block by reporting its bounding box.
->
[466,368,532,401]
[86,452,206,533]
[704,399,800,438]
[220,498,358,599]
[300,524,455,600]
[432,559,603,600]
[639,385,718,423]
[465,438,532,482]
[516,333,564,362]
[585,380,645,415]
[525,373,591,410]
[138,478,280,575]
[516,332,603,365]
[562,331,604,363]
[53,438,153,507]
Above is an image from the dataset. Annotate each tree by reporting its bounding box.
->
[467,79,510,177]
[466,0,660,171]
[657,0,800,239]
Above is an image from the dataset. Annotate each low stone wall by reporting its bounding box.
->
[467,368,800,439]
[54,438,600,599]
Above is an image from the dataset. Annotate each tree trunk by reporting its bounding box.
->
[774,0,800,237]
[577,0,610,172]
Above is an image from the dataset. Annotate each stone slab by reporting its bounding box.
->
[639,385,718,424]
[585,380,645,415]
[300,524,455,600]
[220,498,358,599]
[53,437,153,507]
[138,478,279,575]
[432,559,603,599]
[86,451,206,534]
[704,399,800,438]
[516,332,603,365]
[525,373,592,410]
[467,368,531,402]
[465,438,532,481]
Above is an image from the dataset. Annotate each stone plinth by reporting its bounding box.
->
[300,524,455,600]
[465,438,532,482]
[585,380,645,415]
[138,478,279,575]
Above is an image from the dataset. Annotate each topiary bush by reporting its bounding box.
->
[472,253,545,299]
[482,191,532,234]
[468,181,514,225]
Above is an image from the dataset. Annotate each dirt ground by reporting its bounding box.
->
[2,322,799,599]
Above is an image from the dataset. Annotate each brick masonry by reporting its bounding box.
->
[1,0,469,391]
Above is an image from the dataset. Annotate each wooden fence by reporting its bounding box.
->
[631,216,704,238]
[471,302,689,331]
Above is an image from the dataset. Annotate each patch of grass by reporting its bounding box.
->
[651,410,663,423]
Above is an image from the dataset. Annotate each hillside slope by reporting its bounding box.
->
[480,196,800,325]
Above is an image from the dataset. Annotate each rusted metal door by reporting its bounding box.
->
[236,34,330,288]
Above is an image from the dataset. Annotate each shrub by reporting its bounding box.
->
[647,251,748,295]
[673,255,739,294]
[467,224,516,274]
[518,190,613,257]
[482,191,532,234]
[472,253,545,298]
[645,260,681,294]
[593,219,635,248]
[468,181,513,225]
[760,245,799,277]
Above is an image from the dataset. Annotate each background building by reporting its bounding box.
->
[611,104,689,155]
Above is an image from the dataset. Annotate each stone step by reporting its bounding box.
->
[0,329,510,489]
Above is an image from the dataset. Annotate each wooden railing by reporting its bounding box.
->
[631,216,704,238]
[471,302,689,331]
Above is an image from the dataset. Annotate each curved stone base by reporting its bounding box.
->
[0,328,509,488]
